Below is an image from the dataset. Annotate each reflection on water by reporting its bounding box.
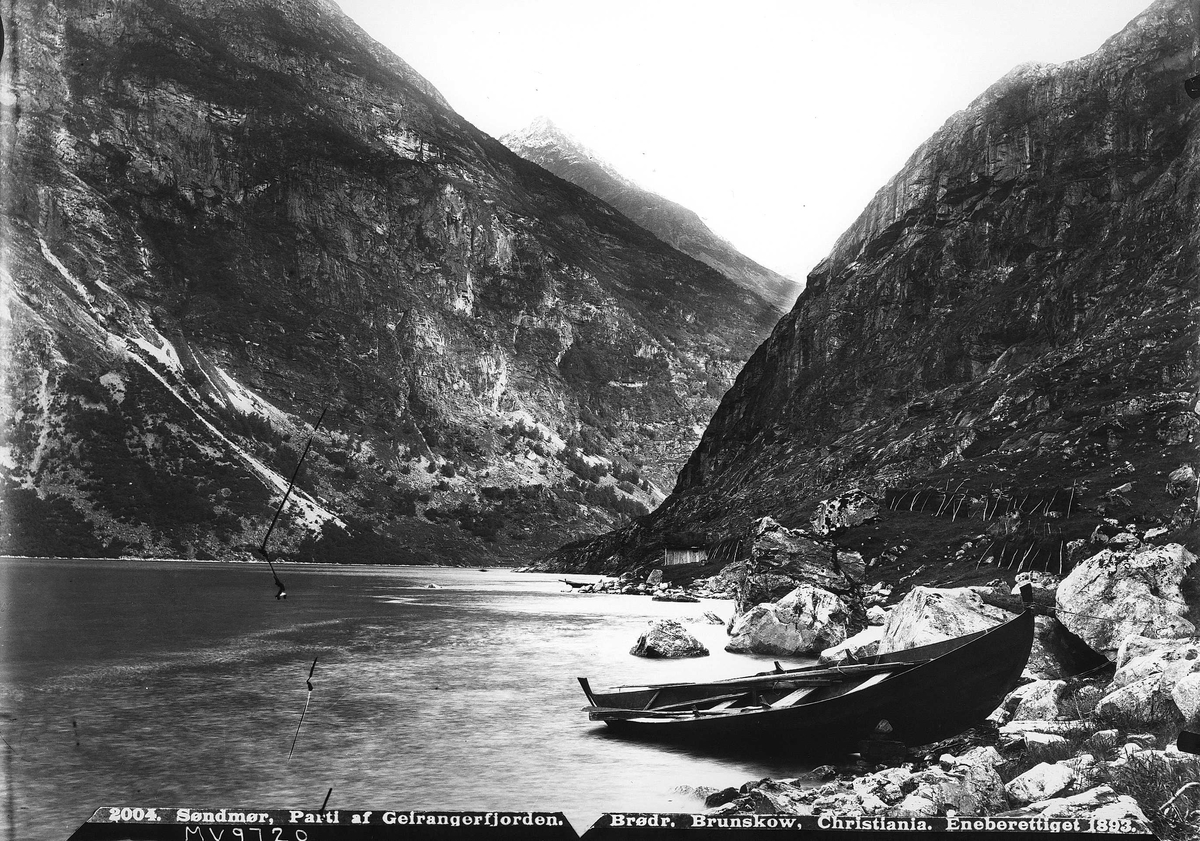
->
[0,559,816,839]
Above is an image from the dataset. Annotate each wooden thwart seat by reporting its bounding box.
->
[769,686,820,708]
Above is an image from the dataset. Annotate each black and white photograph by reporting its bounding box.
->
[2,0,1199,838]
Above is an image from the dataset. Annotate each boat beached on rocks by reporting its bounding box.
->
[579,584,1035,755]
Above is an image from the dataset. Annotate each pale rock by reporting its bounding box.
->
[743,780,814,815]
[876,587,1012,655]
[1116,742,1147,761]
[1086,729,1121,754]
[1094,677,1180,729]
[908,767,954,791]
[1095,638,1200,729]
[1003,785,1149,827]
[867,606,887,626]
[818,624,884,663]
[1022,732,1069,748]
[1125,733,1158,750]
[891,793,937,817]
[1114,635,1194,679]
[646,568,663,586]
[1000,719,1094,739]
[815,792,864,815]
[1167,465,1196,496]
[1107,532,1140,549]
[948,746,1007,814]
[1004,762,1075,806]
[1170,672,1200,725]
[629,619,709,658]
[908,770,983,816]
[726,583,854,656]
[857,792,889,815]
[1107,748,1197,781]
[1055,543,1197,659]
[1007,680,1069,720]
[1068,683,1106,717]
[1060,754,1105,790]
[877,766,914,789]
[911,782,942,804]
[987,702,1012,727]
[852,774,904,805]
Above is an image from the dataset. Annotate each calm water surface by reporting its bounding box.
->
[0,558,817,840]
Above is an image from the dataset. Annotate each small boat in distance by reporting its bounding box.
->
[579,600,1034,755]
[561,579,589,589]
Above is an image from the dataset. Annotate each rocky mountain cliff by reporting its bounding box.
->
[0,0,780,563]
[502,117,801,311]
[549,0,1200,583]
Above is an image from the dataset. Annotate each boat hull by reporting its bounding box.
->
[586,609,1034,755]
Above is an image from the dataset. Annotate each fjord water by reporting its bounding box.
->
[1,559,812,839]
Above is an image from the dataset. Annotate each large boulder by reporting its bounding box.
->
[1172,672,1200,726]
[1095,679,1181,729]
[730,517,866,621]
[946,746,1007,815]
[876,587,1013,655]
[1004,762,1076,806]
[1055,543,1197,660]
[999,785,1149,826]
[629,619,709,658]
[726,584,855,656]
[810,489,880,535]
[1092,637,1200,729]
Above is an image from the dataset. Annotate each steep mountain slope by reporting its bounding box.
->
[502,117,801,311]
[550,0,1200,580]
[0,0,780,562]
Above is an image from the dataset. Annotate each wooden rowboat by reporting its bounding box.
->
[579,607,1034,755]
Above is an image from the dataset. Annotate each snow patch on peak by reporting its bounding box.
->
[504,115,570,148]
[502,118,631,189]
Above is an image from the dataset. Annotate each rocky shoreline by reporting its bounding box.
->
[569,516,1200,839]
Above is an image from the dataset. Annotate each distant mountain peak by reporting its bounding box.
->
[502,118,801,311]
[503,117,628,183]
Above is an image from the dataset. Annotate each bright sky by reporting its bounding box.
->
[335,0,1155,283]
